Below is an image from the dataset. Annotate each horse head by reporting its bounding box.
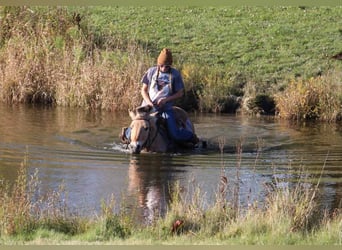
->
[128,106,158,154]
[124,105,196,154]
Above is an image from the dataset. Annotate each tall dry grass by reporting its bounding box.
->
[274,70,342,122]
[0,155,36,236]
[0,7,151,111]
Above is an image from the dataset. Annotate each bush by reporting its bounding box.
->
[96,195,131,240]
[275,71,342,121]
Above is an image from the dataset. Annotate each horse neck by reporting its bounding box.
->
[146,120,170,152]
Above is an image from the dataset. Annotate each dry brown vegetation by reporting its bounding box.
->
[0,7,150,111]
[275,70,342,122]
[0,6,341,120]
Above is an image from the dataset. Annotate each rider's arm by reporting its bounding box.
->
[156,88,184,107]
[141,83,154,107]
[165,88,184,102]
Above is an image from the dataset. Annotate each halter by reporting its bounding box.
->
[131,116,160,151]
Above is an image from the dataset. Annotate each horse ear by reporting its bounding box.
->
[136,105,152,114]
[136,105,153,118]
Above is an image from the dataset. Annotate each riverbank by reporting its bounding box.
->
[0,6,341,120]
[1,155,341,245]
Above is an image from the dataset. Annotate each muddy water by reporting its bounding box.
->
[0,104,341,222]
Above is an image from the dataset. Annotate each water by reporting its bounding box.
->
[0,104,341,223]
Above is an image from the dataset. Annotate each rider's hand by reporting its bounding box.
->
[146,100,154,107]
[156,97,167,107]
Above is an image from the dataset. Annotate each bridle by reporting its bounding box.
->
[131,116,160,151]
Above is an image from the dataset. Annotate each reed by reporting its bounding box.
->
[0,158,35,236]
[95,194,131,240]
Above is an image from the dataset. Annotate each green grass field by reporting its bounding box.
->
[83,6,341,80]
[0,6,341,116]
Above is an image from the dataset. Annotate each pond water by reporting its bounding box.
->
[0,104,341,223]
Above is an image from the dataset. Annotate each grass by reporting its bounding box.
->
[0,6,342,117]
[0,143,341,245]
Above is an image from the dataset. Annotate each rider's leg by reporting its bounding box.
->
[162,109,198,144]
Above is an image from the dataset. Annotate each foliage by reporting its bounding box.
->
[275,70,342,121]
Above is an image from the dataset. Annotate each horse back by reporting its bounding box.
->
[172,106,195,133]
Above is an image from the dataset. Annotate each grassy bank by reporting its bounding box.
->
[0,153,341,245]
[0,6,341,119]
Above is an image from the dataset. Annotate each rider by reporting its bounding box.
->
[121,48,199,146]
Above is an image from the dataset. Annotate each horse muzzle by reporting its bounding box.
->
[128,142,142,154]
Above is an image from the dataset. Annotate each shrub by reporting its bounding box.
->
[275,71,342,121]
[96,195,131,240]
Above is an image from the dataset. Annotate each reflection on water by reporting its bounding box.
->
[0,104,341,223]
[127,155,184,224]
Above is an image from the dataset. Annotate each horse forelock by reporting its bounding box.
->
[134,110,156,121]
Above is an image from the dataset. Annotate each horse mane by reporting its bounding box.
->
[132,105,158,120]
[131,105,192,132]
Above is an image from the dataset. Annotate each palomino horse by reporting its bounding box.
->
[124,106,195,154]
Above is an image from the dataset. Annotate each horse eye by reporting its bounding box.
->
[144,127,149,131]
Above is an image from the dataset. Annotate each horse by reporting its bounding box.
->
[122,106,195,154]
